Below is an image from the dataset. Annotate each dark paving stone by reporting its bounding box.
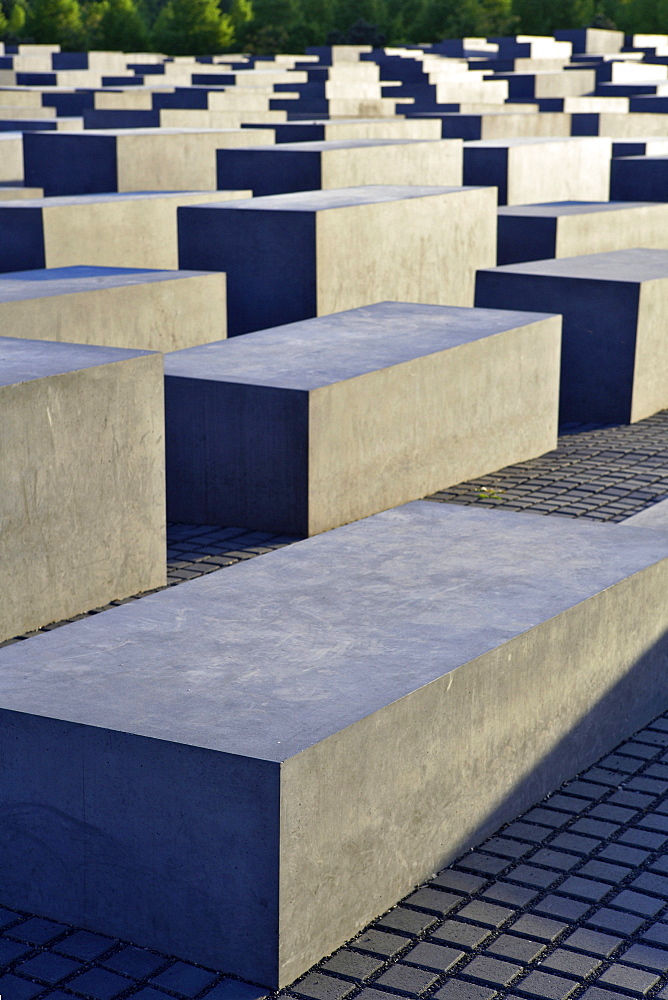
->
[532,897,590,923]
[460,955,522,987]
[55,931,117,963]
[513,969,579,999]
[585,907,647,936]
[433,984,497,1000]
[9,917,68,946]
[433,873,487,895]
[401,942,464,972]
[102,946,167,979]
[16,951,82,984]
[376,908,439,937]
[597,963,660,995]
[292,973,357,1000]
[484,935,546,964]
[204,981,268,1000]
[150,962,218,998]
[0,975,46,1000]
[509,916,566,943]
[563,928,622,958]
[622,943,668,972]
[539,948,602,979]
[374,963,438,994]
[430,923,492,951]
[67,967,133,999]
[320,951,383,981]
[405,888,461,916]
[352,930,408,960]
[457,902,516,929]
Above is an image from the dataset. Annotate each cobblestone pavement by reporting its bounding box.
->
[1,411,668,999]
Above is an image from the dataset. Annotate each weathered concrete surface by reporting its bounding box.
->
[22,127,275,195]
[0,190,250,272]
[0,502,666,986]
[0,336,165,642]
[497,200,668,265]
[622,496,668,530]
[0,131,23,180]
[463,136,612,205]
[216,138,463,195]
[0,266,227,350]
[178,185,497,335]
[164,301,561,534]
[476,248,668,424]
[242,117,443,142]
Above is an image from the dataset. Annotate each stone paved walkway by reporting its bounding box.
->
[2,411,667,999]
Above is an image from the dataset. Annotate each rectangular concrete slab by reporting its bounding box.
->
[463,136,612,205]
[164,301,560,534]
[0,190,250,272]
[177,185,497,335]
[497,200,668,264]
[242,117,443,142]
[215,137,463,195]
[0,502,667,986]
[0,336,165,641]
[476,248,668,423]
[0,130,23,180]
[0,265,227,350]
[22,127,275,195]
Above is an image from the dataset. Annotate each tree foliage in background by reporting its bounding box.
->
[25,0,84,46]
[5,0,668,56]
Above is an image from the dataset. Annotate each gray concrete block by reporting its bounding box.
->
[621,497,668,531]
[0,502,667,986]
[572,112,668,138]
[475,248,668,424]
[0,336,165,642]
[216,138,463,196]
[22,127,275,196]
[242,118,444,142]
[0,190,250,272]
[0,265,227,351]
[164,301,561,535]
[497,201,668,265]
[177,185,497,335]
[463,137,612,205]
[0,131,23,181]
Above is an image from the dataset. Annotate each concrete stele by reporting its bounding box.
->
[476,247,668,424]
[164,300,561,535]
[0,503,666,985]
[177,184,498,335]
[0,335,165,642]
[0,265,227,351]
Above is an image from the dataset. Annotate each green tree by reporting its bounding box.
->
[0,2,8,36]
[26,0,84,46]
[511,0,594,32]
[610,0,668,31]
[95,0,148,48]
[418,0,513,39]
[152,0,234,54]
[4,0,28,39]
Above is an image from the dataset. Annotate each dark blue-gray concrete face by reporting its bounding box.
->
[464,144,509,203]
[611,155,668,201]
[475,248,668,423]
[0,205,46,271]
[496,201,654,265]
[177,201,317,337]
[23,132,118,196]
[165,376,310,532]
[216,144,322,196]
